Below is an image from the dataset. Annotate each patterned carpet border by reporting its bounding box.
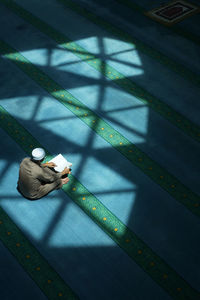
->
[0,206,79,300]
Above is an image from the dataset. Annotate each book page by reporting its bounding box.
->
[49,154,72,172]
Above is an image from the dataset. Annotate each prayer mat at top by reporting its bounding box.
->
[145,0,199,26]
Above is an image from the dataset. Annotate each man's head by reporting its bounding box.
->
[31,148,46,163]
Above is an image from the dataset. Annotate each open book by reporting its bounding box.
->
[49,154,72,172]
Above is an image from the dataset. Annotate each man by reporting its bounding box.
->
[17,148,71,200]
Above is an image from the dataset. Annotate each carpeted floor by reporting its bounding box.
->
[0,0,200,299]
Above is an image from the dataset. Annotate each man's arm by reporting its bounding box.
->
[42,162,56,168]
[37,167,71,183]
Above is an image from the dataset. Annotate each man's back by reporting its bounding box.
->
[18,158,43,199]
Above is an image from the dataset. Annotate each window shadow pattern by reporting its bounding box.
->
[0,1,200,300]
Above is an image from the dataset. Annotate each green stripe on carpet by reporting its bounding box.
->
[115,0,200,45]
[0,107,200,300]
[1,0,200,146]
[57,0,200,87]
[1,39,200,218]
[0,207,79,300]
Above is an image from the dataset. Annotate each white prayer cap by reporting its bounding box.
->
[32,148,45,161]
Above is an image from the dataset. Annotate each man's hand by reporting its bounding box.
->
[62,177,69,185]
[43,162,57,168]
[47,162,57,168]
[61,167,71,176]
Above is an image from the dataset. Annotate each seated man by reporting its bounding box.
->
[17,148,70,200]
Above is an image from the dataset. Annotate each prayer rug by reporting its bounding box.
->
[145,0,199,26]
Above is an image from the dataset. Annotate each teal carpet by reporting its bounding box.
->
[0,0,200,299]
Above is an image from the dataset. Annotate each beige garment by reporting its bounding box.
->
[17,158,63,200]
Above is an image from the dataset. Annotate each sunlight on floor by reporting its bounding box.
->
[1,31,148,258]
